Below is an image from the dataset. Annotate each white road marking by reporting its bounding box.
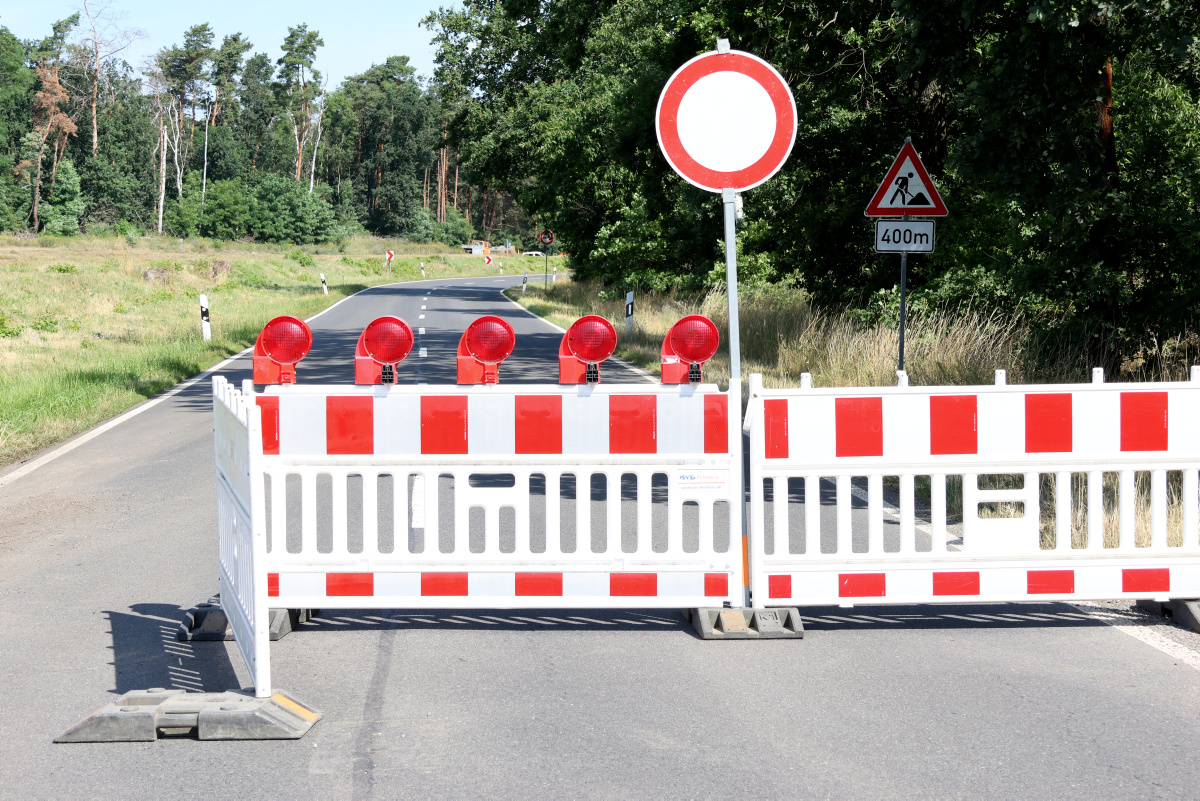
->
[419,348,427,358]
[419,314,426,319]
[1072,602,1200,672]
[419,328,425,335]
[421,305,427,309]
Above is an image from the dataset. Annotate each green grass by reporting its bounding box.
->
[0,233,504,466]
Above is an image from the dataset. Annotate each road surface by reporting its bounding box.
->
[2,274,1199,798]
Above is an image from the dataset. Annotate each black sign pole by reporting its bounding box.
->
[898,213,908,372]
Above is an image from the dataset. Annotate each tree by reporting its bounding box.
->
[210,32,251,127]
[30,62,77,231]
[162,23,214,158]
[77,0,140,156]
[276,24,324,181]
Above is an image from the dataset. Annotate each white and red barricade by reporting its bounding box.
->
[744,370,1200,608]
[214,376,742,696]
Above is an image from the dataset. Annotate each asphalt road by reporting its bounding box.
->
[2,274,1199,798]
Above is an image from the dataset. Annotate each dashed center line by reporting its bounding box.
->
[419,348,428,358]
[419,328,425,335]
[419,314,426,319]
[421,305,427,309]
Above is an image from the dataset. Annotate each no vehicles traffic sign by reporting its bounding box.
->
[656,47,797,192]
[539,230,554,246]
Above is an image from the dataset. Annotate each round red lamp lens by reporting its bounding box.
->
[669,315,719,365]
[464,316,516,364]
[261,316,313,364]
[363,316,414,365]
[566,315,617,364]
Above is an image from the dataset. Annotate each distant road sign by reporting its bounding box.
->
[385,250,394,262]
[875,220,935,253]
[865,142,948,216]
[484,255,493,265]
[656,47,796,193]
[539,230,555,246]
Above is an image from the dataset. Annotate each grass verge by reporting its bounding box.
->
[0,234,533,466]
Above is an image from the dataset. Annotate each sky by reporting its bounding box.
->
[2,0,445,88]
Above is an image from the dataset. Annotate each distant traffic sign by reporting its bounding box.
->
[656,46,796,192]
[385,250,394,262]
[875,220,935,253]
[864,142,947,216]
[484,255,493,265]
[539,230,554,246]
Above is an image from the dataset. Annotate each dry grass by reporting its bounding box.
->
[0,234,507,466]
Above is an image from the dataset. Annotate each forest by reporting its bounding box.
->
[0,7,530,250]
[3,1,1200,349]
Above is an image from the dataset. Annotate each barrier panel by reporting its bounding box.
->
[214,376,742,696]
[744,370,1200,608]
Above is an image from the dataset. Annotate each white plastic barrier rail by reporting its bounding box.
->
[214,376,742,696]
[743,370,1200,608]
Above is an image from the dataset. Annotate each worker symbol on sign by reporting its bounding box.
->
[864,141,948,217]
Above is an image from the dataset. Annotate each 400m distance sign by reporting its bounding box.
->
[875,220,935,253]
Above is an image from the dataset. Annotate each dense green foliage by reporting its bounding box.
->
[426,0,1200,343]
[0,17,527,247]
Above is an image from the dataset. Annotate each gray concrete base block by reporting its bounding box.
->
[55,688,321,742]
[1137,598,1200,634]
[178,605,316,642]
[688,607,804,639]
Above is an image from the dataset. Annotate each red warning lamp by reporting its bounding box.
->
[253,316,313,384]
[661,315,719,383]
[457,315,515,384]
[559,315,617,383]
[354,316,414,385]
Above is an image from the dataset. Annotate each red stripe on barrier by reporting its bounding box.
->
[515,395,562,454]
[610,572,657,596]
[267,573,279,597]
[704,572,729,597]
[421,396,468,454]
[1025,393,1073,453]
[326,396,374,455]
[327,572,374,596]
[768,574,792,599]
[1122,568,1170,594]
[836,398,883,457]
[764,399,789,459]
[930,395,977,455]
[515,572,564,596]
[422,572,469,596]
[704,394,729,454]
[610,395,657,453]
[839,573,886,597]
[1028,569,1074,594]
[1121,392,1168,451]
[257,396,280,455]
[932,571,980,596]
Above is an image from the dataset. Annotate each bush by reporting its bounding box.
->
[286,248,314,267]
[244,173,336,244]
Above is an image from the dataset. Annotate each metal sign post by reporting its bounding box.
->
[656,40,796,607]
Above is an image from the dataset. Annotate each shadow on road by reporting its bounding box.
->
[106,603,243,695]
[799,602,1108,630]
[293,608,691,634]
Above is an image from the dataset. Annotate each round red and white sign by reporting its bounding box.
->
[656,49,797,193]
[539,230,555,245]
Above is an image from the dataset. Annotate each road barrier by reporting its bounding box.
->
[214,376,743,696]
[743,369,1200,607]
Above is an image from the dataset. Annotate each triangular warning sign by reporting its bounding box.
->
[864,142,948,217]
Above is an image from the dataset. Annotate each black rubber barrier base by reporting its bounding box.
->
[687,607,804,639]
[55,688,321,742]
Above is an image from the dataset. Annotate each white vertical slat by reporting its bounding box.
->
[270,468,286,555]
[899,474,915,554]
[1151,469,1167,550]
[772,476,787,556]
[931,473,946,553]
[1055,471,1071,551]
[1119,469,1136,551]
[869,474,884,555]
[607,470,620,556]
[1184,468,1199,551]
[1087,470,1104,550]
[546,469,562,556]
[836,475,851,556]
[805,475,820,555]
[637,470,652,556]
[301,470,317,555]
[361,468,378,556]
[332,469,348,556]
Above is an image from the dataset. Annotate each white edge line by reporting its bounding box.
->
[1071,602,1200,672]
[0,275,472,489]
[497,286,658,385]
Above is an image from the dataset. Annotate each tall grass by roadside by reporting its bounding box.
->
[0,234,516,466]
[511,277,1200,391]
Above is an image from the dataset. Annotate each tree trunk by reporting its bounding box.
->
[1098,57,1118,186]
[32,128,50,231]
[91,37,100,156]
[157,122,167,233]
[201,112,210,205]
